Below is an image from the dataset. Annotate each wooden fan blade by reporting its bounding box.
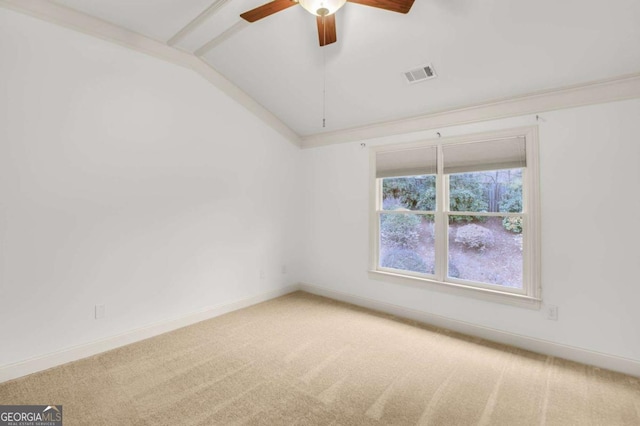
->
[240,0,297,23]
[317,14,337,46]
[347,0,415,14]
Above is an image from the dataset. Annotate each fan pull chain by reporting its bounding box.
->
[322,14,327,128]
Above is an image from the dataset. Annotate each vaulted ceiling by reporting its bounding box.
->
[50,0,640,137]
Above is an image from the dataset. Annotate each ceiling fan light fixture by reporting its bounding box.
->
[298,0,347,16]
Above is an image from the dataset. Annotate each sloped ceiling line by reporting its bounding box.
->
[2,0,639,150]
[167,0,232,46]
[0,0,301,146]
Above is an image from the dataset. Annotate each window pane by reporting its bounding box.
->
[448,216,523,289]
[382,175,436,211]
[380,214,434,275]
[449,169,523,213]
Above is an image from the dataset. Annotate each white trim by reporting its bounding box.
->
[0,285,299,384]
[0,0,301,146]
[368,270,540,309]
[189,56,299,143]
[300,72,640,148]
[298,283,640,378]
[4,283,638,383]
[167,0,232,46]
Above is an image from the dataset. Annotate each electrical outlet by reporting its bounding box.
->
[95,304,105,320]
[546,305,558,321]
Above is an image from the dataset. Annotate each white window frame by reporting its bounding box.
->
[368,126,541,309]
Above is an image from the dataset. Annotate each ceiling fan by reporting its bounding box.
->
[240,0,415,47]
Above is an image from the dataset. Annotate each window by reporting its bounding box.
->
[369,127,541,307]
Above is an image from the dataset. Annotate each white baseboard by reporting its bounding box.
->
[299,283,640,378]
[4,283,637,383]
[0,285,300,384]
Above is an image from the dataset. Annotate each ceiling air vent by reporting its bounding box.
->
[403,64,437,84]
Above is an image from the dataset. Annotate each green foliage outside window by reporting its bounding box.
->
[380,214,421,250]
[382,175,436,211]
[381,170,523,227]
[381,248,430,274]
[500,176,523,233]
[449,173,488,223]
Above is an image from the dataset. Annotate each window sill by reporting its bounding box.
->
[368,270,541,310]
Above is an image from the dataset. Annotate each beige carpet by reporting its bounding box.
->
[1,291,639,425]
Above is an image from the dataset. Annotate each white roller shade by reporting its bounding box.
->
[376,146,437,178]
[443,137,526,174]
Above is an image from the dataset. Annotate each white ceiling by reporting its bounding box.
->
[52,0,640,136]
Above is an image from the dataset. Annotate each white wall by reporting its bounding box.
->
[0,8,302,367]
[301,98,640,363]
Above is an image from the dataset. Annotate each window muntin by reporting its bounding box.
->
[371,128,540,304]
